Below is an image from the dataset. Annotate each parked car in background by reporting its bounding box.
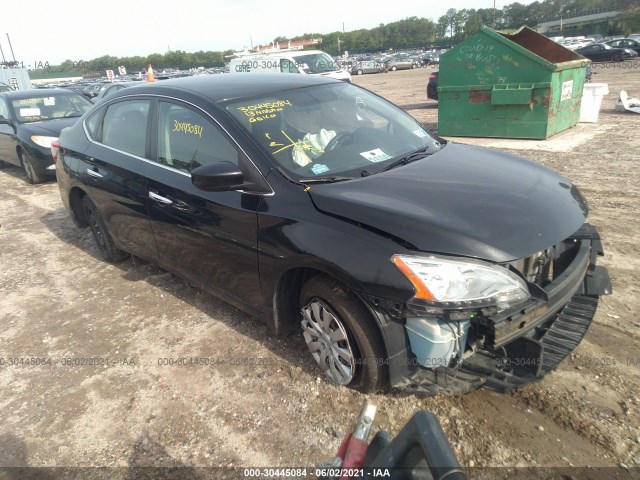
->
[420,53,440,66]
[0,83,13,92]
[605,38,640,55]
[91,81,142,103]
[229,50,351,82]
[55,74,610,395]
[81,82,110,100]
[0,89,92,183]
[575,43,636,62]
[383,55,418,72]
[427,70,439,100]
[351,60,383,75]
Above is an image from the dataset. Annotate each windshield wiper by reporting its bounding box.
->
[300,176,353,184]
[374,146,435,174]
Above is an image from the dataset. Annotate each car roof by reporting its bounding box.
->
[0,88,82,99]
[108,73,340,103]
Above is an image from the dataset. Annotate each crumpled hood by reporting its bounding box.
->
[308,143,588,262]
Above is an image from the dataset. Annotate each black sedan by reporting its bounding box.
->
[0,89,93,183]
[575,42,635,62]
[605,37,640,55]
[55,74,610,395]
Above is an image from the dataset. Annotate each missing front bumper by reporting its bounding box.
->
[392,224,611,395]
[394,292,600,395]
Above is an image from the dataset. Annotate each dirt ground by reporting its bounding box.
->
[0,64,639,476]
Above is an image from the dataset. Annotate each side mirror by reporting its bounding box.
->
[192,161,244,192]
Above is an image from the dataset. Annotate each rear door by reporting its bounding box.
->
[144,99,267,312]
[82,97,159,261]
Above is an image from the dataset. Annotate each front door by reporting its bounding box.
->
[144,100,266,312]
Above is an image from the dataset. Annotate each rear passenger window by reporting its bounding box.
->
[101,100,150,157]
[156,101,238,173]
[84,109,101,139]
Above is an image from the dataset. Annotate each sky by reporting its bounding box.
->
[3,0,540,67]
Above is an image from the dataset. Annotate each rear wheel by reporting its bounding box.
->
[391,65,397,71]
[613,53,624,62]
[357,69,363,75]
[82,196,127,263]
[20,151,46,184]
[299,275,388,393]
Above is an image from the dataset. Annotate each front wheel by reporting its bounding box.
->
[357,69,363,75]
[82,196,127,263]
[391,65,397,71]
[20,151,46,184]
[299,275,388,392]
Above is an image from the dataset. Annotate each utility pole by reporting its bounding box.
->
[6,34,16,62]
[493,1,496,29]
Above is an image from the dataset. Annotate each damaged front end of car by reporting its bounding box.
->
[391,223,611,395]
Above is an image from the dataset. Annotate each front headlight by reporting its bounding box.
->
[392,254,530,309]
[31,135,58,148]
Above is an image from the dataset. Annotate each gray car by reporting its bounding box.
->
[351,60,383,75]
[383,56,418,72]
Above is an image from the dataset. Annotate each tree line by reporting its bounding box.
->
[39,0,638,74]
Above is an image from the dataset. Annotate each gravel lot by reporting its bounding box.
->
[0,64,639,475]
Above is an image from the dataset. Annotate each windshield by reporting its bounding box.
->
[293,53,340,74]
[225,82,441,180]
[11,92,93,123]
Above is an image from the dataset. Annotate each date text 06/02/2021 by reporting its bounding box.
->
[242,467,392,477]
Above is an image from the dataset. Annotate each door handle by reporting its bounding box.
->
[149,191,173,205]
[86,168,103,178]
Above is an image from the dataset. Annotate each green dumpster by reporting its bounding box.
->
[437,26,589,139]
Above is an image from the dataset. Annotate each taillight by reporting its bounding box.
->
[51,140,61,163]
[429,74,437,81]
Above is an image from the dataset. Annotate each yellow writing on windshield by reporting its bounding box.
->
[238,100,292,123]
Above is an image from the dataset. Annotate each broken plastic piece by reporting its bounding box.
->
[615,90,640,114]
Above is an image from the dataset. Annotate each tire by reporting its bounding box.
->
[391,65,397,71]
[357,69,363,75]
[613,53,623,62]
[411,64,417,69]
[82,195,127,263]
[299,275,388,393]
[0,160,7,169]
[20,150,46,184]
